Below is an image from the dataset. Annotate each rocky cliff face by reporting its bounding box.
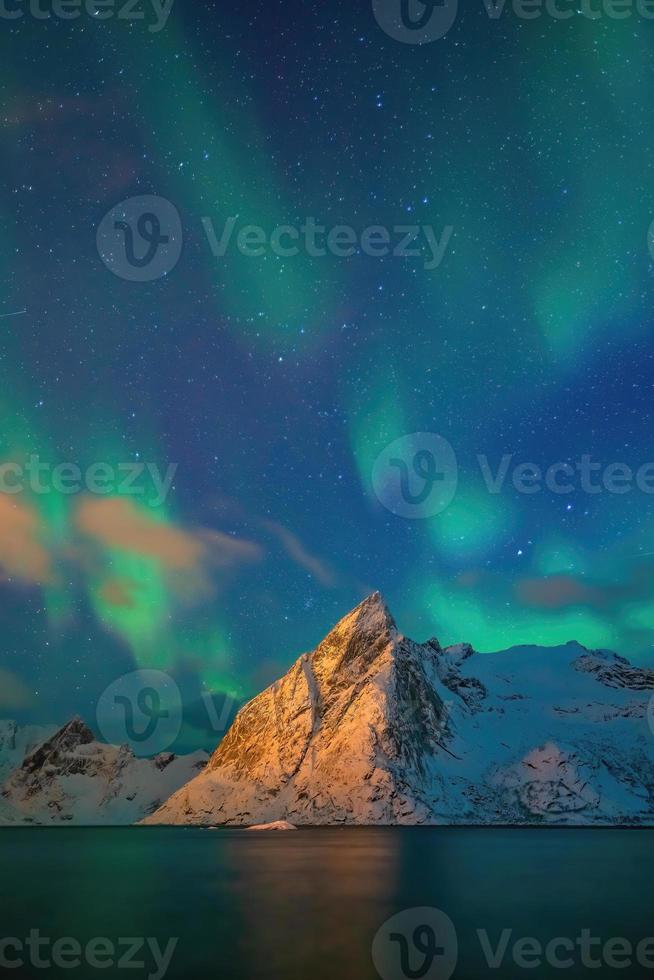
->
[0,717,208,824]
[144,594,654,826]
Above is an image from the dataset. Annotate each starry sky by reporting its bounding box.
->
[2,0,654,748]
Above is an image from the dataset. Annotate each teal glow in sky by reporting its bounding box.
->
[1,0,654,744]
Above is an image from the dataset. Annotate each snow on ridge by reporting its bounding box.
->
[0,718,208,825]
[144,595,654,828]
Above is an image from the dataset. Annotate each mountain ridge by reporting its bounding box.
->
[0,716,208,825]
[144,593,654,827]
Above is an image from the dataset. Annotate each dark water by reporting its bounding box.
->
[1,827,653,979]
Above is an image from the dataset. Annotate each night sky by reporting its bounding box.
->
[3,0,654,748]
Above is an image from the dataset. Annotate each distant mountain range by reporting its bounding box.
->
[0,717,207,824]
[144,593,654,826]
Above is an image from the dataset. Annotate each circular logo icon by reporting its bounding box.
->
[372,432,458,519]
[96,669,182,756]
[96,195,183,282]
[372,907,458,980]
[372,0,458,43]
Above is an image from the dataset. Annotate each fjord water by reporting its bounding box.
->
[1,827,653,979]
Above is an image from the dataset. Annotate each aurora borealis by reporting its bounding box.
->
[2,0,654,747]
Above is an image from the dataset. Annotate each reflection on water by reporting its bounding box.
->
[1,827,653,979]
[224,827,398,979]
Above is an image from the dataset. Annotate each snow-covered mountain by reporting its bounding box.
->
[144,593,654,826]
[0,719,56,782]
[0,717,208,824]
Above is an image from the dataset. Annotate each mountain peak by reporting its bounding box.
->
[59,716,94,737]
[320,592,397,645]
[54,716,95,745]
[21,717,95,774]
[311,592,397,682]
[351,591,395,630]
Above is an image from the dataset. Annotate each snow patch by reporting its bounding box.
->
[246,820,298,831]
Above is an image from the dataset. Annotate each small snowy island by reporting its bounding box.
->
[246,820,298,832]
